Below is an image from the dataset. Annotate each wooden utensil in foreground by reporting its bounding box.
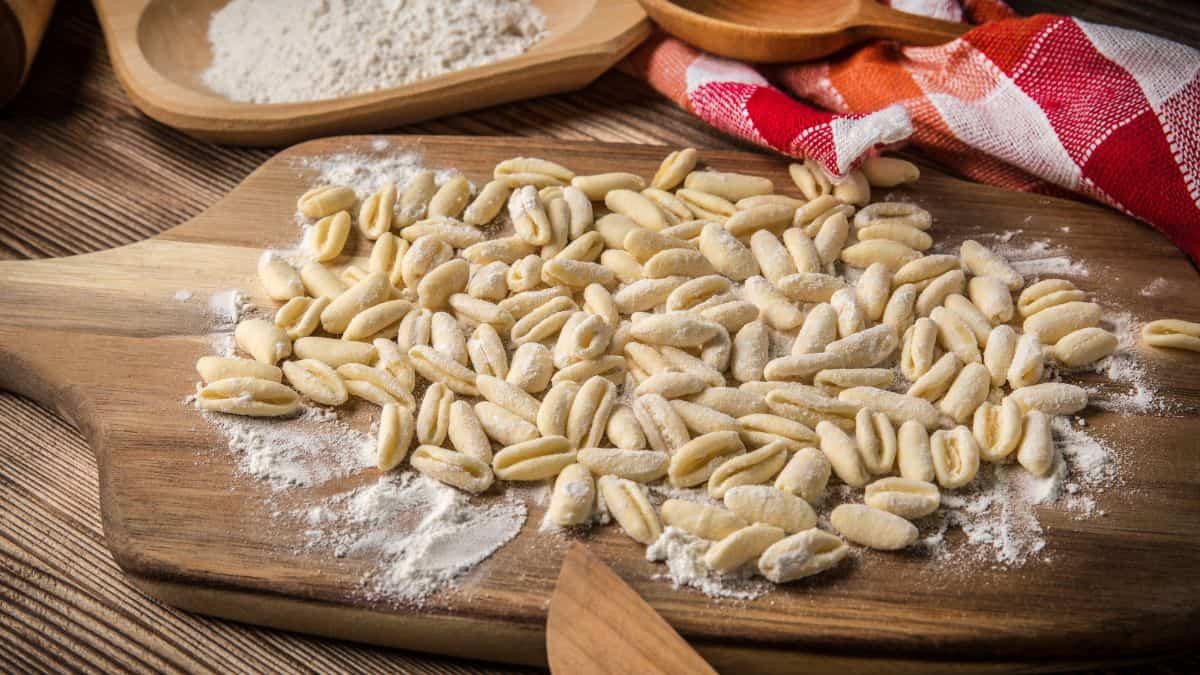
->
[547,543,717,675]
[637,0,967,62]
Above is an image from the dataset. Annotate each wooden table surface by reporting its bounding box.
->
[1,2,1196,673]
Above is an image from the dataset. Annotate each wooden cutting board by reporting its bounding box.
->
[0,136,1197,674]
[92,0,650,145]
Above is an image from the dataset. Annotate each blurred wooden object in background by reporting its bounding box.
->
[1,0,55,104]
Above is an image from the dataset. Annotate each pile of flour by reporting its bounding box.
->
[203,0,547,104]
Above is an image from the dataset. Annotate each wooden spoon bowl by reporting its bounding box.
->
[93,0,650,145]
[637,0,967,62]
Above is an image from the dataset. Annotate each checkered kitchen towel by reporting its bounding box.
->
[622,0,1200,262]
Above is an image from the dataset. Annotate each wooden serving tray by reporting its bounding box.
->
[92,0,650,145]
[1,136,1197,673]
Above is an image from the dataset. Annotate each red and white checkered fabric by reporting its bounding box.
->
[622,0,1200,262]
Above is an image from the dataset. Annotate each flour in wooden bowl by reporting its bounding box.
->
[203,0,547,104]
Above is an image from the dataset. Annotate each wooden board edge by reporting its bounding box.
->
[126,573,1185,675]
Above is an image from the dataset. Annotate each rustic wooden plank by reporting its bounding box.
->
[1,1,1199,674]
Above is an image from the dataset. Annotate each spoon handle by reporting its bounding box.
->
[855,2,969,46]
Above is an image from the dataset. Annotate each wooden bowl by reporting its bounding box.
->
[93,0,651,146]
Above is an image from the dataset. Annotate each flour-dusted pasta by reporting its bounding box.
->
[826,323,900,369]
[972,397,1022,463]
[815,420,869,487]
[782,227,822,274]
[882,283,919,336]
[625,228,690,264]
[444,400,492,464]
[416,382,454,446]
[1023,301,1101,345]
[309,211,353,262]
[1054,326,1118,367]
[428,311,467,366]
[397,170,436,227]
[555,312,613,367]
[855,409,897,475]
[298,185,356,218]
[377,403,414,471]
[794,197,852,238]
[767,387,860,430]
[732,320,770,383]
[774,446,831,503]
[929,426,980,489]
[492,435,575,481]
[651,148,698,190]
[830,504,919,550]
[409,345,478,396]
[322,272,391,334]
[642,188,694,225]
[606,188,669,231]
[605,404,647,450]
[690,387,767,419]
[727,204,794,238]
[571,172,645,201]
[915,269,965,317]
[1016,410,1056,477]
[776,272,847,303]
[338,363,414,408]
[543,258,618,289]
[1141,318,1200,352]
[368,233,408,286]
[462,236,537,265]
[275,295,330,340]
[668,430,745,488]
[635,393,692,454]
[198,377,300,417]
[636,372,707,399]
[1006,332,1044,390]
[814,368,893,395]
[411,445,494,494]
[907,352,962,402]
[698,221,760,280]
[567,186,595,241]
[938,362,991,424]
[944,294,992,347]
[788,303,835,358]
[840,239,920,271]
[744,276,805,330]
[829,288,866,338]
[1017,279,1086,319]
[567,376,617,449]
[196,356,282,384]
[358,183,397,239]
[428,175,471,219]
[706,524,786,572]
[462,179,511,226]
[417,258,470,310]
[300,261,348,299]
[660,499,747,541]
[788,160,833,200]
[931,305,981,365]
[672,400,740,435]
[643,248,716,278]
[401,235,453,290]
[282,358,348,406]
[579,447,670,483]
[838,386,943,430]
[724,484,816,533]
[506,254,544,293]
[758,529,849,582]
[857,222,931,251]
[510,296,577,345]
[339,265,369,286]
[1007,382,1088,416]
[598,475,662,545]
[960,239,1022,291]
[708,441,789,498]
[896,420,934,482]
[257,252,305,302]
[343,299,413,342]
[967,276,1014,324]
[293,336,376,368]
[983,324,1018,387]
[865,477,940,519]
[860,157,920,187]
[547,463,596,527]
[629,311,722,348]
[505,342,552,393]
[813,211,850,268]
[551,354,627,384]
[682,171,771,204]
[235,318,292,365]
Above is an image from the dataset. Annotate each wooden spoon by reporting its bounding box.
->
[547,543,717,675]
[637,0,968,62]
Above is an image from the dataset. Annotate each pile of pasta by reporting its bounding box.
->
[195,149,1127,584]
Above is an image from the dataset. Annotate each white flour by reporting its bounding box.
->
[301,473,527,602]
[203,0,547,104]
[646,528,769,600]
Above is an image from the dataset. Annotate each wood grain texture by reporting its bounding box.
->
[2,133,1199,673]
[547,544,717,675]
[0,2,1198,674]
[92,0,650,145]
[638,0,965,62]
